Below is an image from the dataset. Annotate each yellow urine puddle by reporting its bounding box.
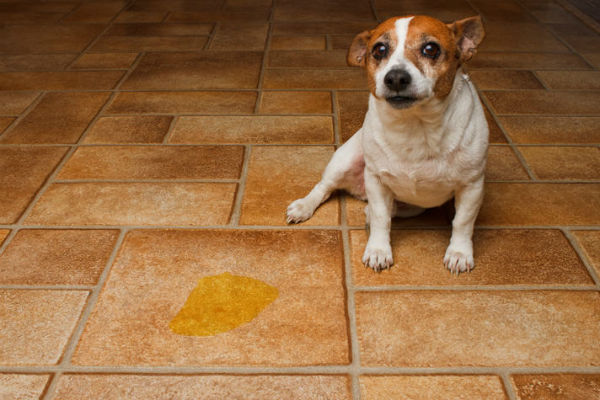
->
[169,272,278,336]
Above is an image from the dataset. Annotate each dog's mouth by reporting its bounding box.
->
[385,95,418,109]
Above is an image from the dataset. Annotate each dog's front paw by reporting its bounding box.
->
[443,244,474,274]
[286,198,315,224]
[362,243,393,272]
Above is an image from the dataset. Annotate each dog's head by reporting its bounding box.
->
[347,15,485,109]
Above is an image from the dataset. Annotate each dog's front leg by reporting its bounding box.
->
[444,177,485,274]
[362,169,395,271]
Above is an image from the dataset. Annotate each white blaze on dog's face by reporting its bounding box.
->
[347,15,485,109]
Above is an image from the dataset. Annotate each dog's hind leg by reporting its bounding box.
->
[287,130,365,224]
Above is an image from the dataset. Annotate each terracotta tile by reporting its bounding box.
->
[107,91,257,114]
[91,36,208,52]
[583,53,600,69]
[269,50,349,68]
[0,54,75,71]
[470,52,591,70]
[71,53,138,69]
[241,146,339,225]
[0,374,50,399]
[356,290,600,367]
[518,146,600,180]
[0,11,66,24]
[121,52,262,90]
[170,116,334,144]
[166,9,270,22]
[479,23,570,53]
[83,116,172,144]
[0,117,13,133]
[274,0,375,22]
[55,375,351,399]
[345,196,452,227]
[470,0,536,22]
[486,146,529,180]
[115,10,168,23]
[273,21,374,35]
[0,71,124,90]
[337,91,369,142]
[128,0,224,12]
[0,2,76,13]
[558,35,600,55]
[0,229,119,285]
[0,147,67,224]
[499,116,600,144]
[360,375,507,400]
[72,229,349,366]
[264,69,368,89]
[477,183,600,226]
[270,36,326,50]
[260,91,332,114]
[512,374,600,400]
[0,290,88,365]
[0,229,8,245]
[485,91,600,115]
[330,35,354,50]
[211,22,268,51]
[59,146,244,180]
[106,23,213,36]
[469,70,543,90]
[0,24,105,54]
[350,229,592,286]
[483,104,507,143]
[572,231,600,277]
[62,1,125,23]
[0,92,110,144]
[0,91,38,115]
[529,3,583,23]
[536,71,600,90]
[25,183,236,226]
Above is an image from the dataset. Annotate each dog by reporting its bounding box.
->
[286,15,488,274]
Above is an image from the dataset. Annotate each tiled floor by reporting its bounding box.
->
[0,0,599,399]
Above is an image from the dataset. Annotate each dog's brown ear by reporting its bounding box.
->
[347,30,370,67]
[448,15,485,62]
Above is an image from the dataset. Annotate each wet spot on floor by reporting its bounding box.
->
[169,272,278,336]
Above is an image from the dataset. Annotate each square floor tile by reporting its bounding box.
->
[121,52,262,90]
[350,229,592,286]
[356,291,600,367]
[273,21,373,35]
[170,116,333,144]
[240,146,339,225]
[58,146,244,180]
[259,91,332,114]
[0,92,110,144]
[360,375,507,400]
[72,229,349,366]
[477,183,600,226]
[106,91,257,114]
[0,374,50,400]
[83,116,173,144]
[264,69,368,89]
[25,183,237,226]
[0,290,88,365]
[270,36,326,50]
[274,0,375,22]
[572,231,600,278]
[0,91,38,115]
[269,50,350,68]
[345,196,451,227]
[485,91,600,115]
[0,229,118,285]
[512,374,600,399]
[518,146,600,180]
[0,146,67,224]
[55,374,352,399]
[498,116,600,144]
[337,91,369,142]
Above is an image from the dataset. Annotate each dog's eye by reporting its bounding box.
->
[372,42,388,60]
[421,42,440,59]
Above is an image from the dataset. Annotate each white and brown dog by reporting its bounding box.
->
[287,15,488,274]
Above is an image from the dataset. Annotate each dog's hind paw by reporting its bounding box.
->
[286,198,316,224]
[443,245,474,275]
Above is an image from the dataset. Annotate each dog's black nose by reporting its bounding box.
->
[384,69,412,91]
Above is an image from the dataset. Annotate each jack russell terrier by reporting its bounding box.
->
[287,15,488,274]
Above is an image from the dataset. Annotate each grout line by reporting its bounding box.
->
[112,51,146,91]
[563,228,600,288]
[42,229,127,400]
[500,372,518,400]
[531,70,551,91]
[228,145,252,226]
[0,91,45,141]
[204,22,220,50]
[162,115,179,144]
